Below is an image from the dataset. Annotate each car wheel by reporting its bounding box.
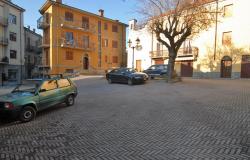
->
[150,76,155,80]
[128,79,133,85]
[19,106,36,123]
[108,78,112,84]
[66,94,75,106]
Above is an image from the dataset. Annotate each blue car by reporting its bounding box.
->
[143,64,168,79]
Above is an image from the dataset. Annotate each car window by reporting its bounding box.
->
[158,65,164,70]
[111,69,119,73]
[40,80,57,91]
[57,79,71,88]
[149,66,156,70]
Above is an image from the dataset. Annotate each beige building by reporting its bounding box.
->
[128,0,250,79]
[0,0,25,84]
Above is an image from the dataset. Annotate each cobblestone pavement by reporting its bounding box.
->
[0,78,249,160]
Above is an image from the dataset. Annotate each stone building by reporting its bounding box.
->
[24,26,42,78]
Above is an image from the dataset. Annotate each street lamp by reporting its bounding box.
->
[128,38,141,69]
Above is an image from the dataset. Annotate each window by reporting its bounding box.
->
[112,40,118,48]
[66,51,73,60]
[57,79,71,88]
[83,36,89,48]
[10,32,17,41]
[9,14,16,24]
[82,17,89,29]
[112,56,118,63]
[8,69,17,81]
[65,12,73,21]
[224,4,233,18]
[112,25,118,32]
[10,50,17,59]
[40,80,57,91]
[222,31,232,46]
[65,32,74,44]
[104,23,108,30]
[102,39,108,47]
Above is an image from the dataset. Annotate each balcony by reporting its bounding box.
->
[0,56,9,64]
[150,47,199,60]
[37,15,50,29]
[0,16,8,27]
[0,37,8,46]
[60,17,95,33]
[60,38,94,51]
[39,39,50,48]
[26,45,43,53]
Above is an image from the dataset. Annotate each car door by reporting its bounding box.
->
[38,80,60,110]
[57,79,72,102]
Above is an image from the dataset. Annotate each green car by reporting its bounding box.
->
[0,76,78,122]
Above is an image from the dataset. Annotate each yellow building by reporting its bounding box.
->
[38,0,127,75]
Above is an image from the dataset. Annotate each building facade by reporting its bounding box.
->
[0,0,25,85]
[38,0,127,75]
[128,0,250,79]
[24,26,42,78]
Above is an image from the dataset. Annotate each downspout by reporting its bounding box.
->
[213,0,219,60]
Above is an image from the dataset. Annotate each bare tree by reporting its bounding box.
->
[136,0,217,82]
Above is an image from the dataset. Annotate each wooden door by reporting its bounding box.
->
[221,60,232,78]
[241,55,250,78]
[136,60,142,72]
[181,61,193,77]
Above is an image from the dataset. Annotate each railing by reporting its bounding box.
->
[150,47,199,59]
[0,37,8,46]
[0,16,8,26]
[60,17,96,33]
[37,15,50,29]
[39,39,50,48]
[60,38,95,51]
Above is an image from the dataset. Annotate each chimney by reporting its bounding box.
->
[33,29,36,32]
[55,0,62,3]
[27,25,30,30]
[99,9,104,17]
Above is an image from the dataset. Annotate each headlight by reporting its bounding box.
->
[4,102,14,109]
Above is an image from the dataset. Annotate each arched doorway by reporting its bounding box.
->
[221,56,232,78]
[83,54,89,70]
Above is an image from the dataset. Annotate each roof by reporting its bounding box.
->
[39,0,128,27]
[3,0,25,12]
[24,27,42,38]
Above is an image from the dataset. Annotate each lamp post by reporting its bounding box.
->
[128,38,141,69]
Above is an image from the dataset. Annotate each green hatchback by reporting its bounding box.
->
[0,76,77,122]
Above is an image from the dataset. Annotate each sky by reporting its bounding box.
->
[12,0,141,34]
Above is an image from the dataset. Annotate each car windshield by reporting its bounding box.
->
[12,81,41,93]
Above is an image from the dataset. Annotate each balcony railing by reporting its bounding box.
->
[150,47,199,59]
[60,17,96,33]
[26,45,42,53]
[60,38,94,51]
[39,39,50,48]
[37,15,50,29]
[0,16,8,26]
[0,37,8,46]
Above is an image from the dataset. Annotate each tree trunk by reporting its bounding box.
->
[167,51,176,83]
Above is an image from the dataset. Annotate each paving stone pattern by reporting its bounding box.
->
[0,78,249,160]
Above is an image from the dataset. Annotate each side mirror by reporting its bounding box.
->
[39,89,47,93]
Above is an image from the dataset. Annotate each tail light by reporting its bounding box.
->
[4,102,14,109]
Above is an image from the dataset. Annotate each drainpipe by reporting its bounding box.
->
[213,0,219,60]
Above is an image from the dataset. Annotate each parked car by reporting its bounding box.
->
[0,75,78,122]
[143,64,168,79]
[106,68,148,85]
